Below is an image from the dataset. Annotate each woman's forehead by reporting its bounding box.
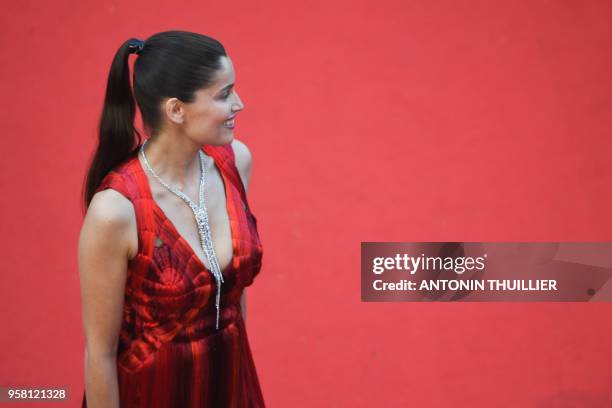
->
[214,56,235,84]
[193,56,235,98]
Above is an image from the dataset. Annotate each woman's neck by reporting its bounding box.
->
[140,134,204,190]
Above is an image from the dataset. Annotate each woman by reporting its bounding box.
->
[78,31,265,407]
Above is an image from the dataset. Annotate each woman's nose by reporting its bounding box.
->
[233,91,245,111]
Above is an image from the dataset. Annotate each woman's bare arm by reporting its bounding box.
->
[232,139,253,329]
[78,189,137,408]
[241,289,247,326]
[232,139,252,329]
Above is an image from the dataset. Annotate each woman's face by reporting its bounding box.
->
[181,55,244,145]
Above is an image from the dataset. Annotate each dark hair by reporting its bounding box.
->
[81,30,227,211]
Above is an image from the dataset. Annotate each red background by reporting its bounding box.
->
[1,0,611,406]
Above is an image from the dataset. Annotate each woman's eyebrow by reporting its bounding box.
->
[218,83,234,93]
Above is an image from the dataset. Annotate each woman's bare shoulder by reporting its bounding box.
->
[80,189,138,260]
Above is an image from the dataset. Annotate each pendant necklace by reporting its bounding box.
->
[139,139,225,330]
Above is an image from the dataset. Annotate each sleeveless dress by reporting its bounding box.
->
[81,143,265,407]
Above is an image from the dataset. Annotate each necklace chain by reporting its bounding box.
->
[139,139,225,330]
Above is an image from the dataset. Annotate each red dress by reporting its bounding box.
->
[82,143,265,407]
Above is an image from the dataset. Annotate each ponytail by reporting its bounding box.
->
[81,38,143,211]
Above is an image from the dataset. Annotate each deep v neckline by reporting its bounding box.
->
[136,143,237,276]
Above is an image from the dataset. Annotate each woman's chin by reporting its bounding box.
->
[222,130,235,143]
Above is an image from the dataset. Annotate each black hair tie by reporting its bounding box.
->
[127,38,145,55]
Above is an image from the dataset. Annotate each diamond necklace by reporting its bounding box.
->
[139,139,225,330]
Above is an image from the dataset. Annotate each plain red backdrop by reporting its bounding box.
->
[1,0,611,406]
